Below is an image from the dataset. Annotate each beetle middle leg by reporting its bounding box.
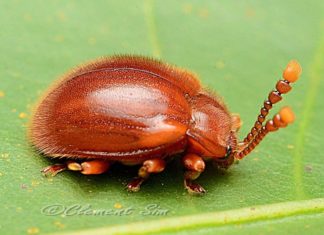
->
[182,153,206,195]
[41,159,110,176]
[126,158,166,192]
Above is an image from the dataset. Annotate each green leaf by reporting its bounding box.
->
[1,0,323,234]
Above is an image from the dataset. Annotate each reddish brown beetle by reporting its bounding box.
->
[29,55,301,195]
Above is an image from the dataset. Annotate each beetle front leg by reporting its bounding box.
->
[126,158,166,192]
[183,153,206,195]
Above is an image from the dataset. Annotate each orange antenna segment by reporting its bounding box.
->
[236,106,295,159]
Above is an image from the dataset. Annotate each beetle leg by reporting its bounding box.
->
[231,114,242,132]
[41,164,66,177]
[126,158,166,192]
[182,153,206,195]
[66,160,110,175]
[41,160,110,177]
[80,160,110,175]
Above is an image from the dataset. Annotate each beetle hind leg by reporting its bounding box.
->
[183,154,206,195]
[126,158,166,192]
[41,164,67,177]
[41,160,110,177]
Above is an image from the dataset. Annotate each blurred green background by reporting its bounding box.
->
[0,0,324,234]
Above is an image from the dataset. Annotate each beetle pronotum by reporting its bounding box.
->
[29,56,301,195]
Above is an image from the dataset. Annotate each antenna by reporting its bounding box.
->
[235,60,302,159]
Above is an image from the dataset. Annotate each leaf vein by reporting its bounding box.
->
[144,0,161,58]
[51,198,324,235]
[293,26,324,199]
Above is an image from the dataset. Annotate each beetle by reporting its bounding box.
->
[29,55,301,195]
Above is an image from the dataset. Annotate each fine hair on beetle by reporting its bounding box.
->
[28,55,302,195]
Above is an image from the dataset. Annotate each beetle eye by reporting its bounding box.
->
[225,146,232,158]
[216,146,232,161]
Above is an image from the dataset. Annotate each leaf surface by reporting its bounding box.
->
[0,1,323,234]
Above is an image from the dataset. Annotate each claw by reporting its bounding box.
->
[41,164,66,177]
[126,177,145,192]
[184,179,206,196]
